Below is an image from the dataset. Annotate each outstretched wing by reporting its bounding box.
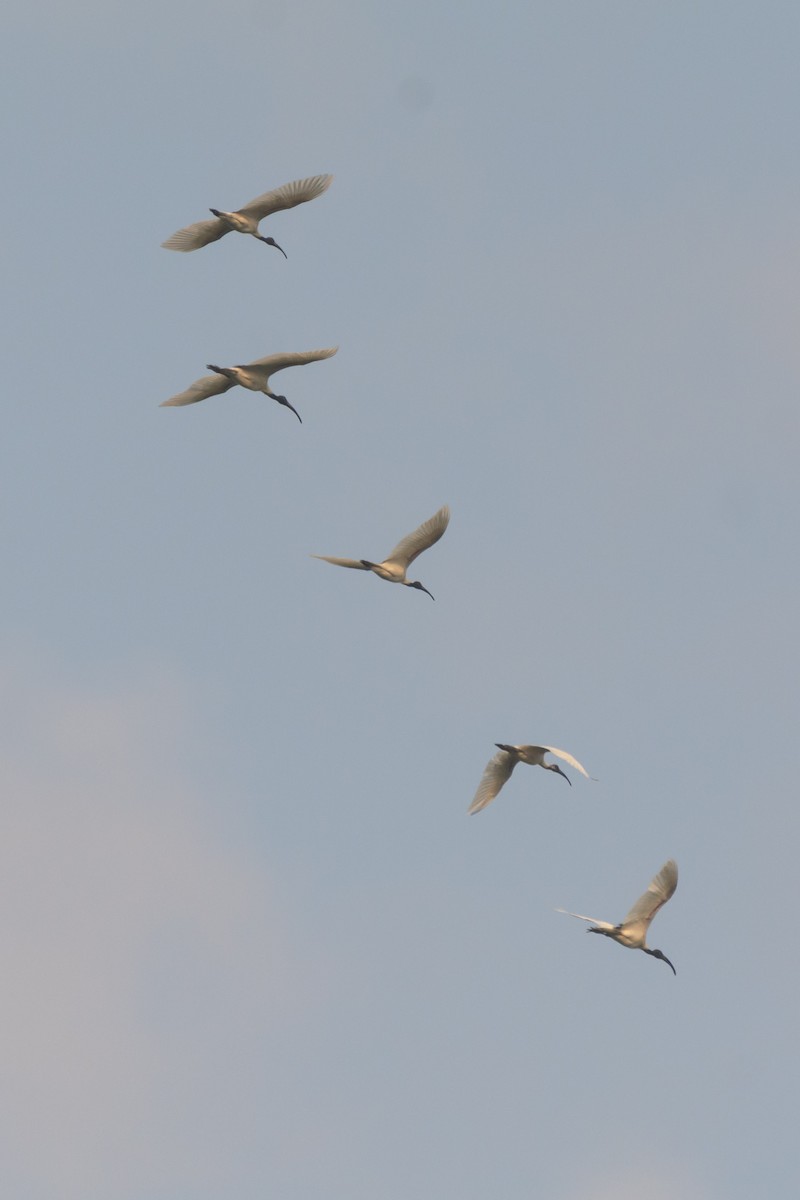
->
[384,504,450,569]
[244,346,338,383]
[620,860,678,934]
[160,373,235,407]
[468,748,516,814]
[311,555,370,571]
[541,746,591,779]
[161,217,229,251]
[555,908,615,933]
[238,174,334,220]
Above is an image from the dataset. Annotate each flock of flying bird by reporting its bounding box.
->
[160,173,679,976]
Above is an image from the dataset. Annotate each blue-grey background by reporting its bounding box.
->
[2,3,798,1197]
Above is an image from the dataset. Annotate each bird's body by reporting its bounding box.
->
[313,505,450,599]
[160,346,338,421]
[161,174,333,255]
[468,744,590,814]
[557,859,678,974]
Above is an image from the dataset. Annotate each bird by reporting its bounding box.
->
[161,173,333,255]
[312,505,450,600]
[159,347,338,421]
[468,744,590,814]
[557,859,678,974]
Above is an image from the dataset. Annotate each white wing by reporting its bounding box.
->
[244,346,338,384]
[161,216,229,252]
[384,505,450,569]
[468,748,517,814]
[238,174,334,220]
[555,908,615,933]
[540,746,591,779]
[311,555,370,570]
[160,373,236,407]
[620,860,678,934]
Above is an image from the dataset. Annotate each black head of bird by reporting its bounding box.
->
[546,761,571,785]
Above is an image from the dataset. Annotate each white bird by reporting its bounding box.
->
[160,347,338,421]
[468,744,590,814]
[313,505,450,600]
[161,173,333,255]
[557,859,678,975]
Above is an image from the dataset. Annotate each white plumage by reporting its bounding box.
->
[160,347,338,422]
[469,744,590,814]
[313,505,450,599]
[557,860,678,974]
[161,174,333,254]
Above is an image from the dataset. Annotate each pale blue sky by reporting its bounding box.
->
[2,3,799,1197]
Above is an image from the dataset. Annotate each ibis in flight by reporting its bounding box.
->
[469,744,590,814]
[161,173,333,255]
[160,346,338,421]
[557,859,678,974]
[313,505,450,600]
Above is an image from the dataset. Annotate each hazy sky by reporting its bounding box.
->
[3,3,799,1197]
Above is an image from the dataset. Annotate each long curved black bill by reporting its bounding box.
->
[271,394,302,423]
[262,236,287,258]
[648,948,676,975]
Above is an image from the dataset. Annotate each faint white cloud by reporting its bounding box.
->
[0,654,310,1198]
[561,1163,712,1200]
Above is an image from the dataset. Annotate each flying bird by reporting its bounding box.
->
[313,505,450,600]
[161,173,333,255]
[557,859,678,974]
[160,347,338,421]
[468,744,590,814]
